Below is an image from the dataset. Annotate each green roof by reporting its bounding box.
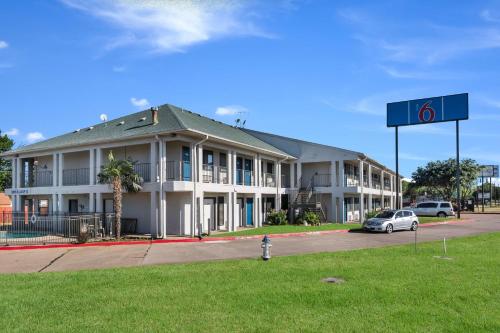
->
[5,104,292,158]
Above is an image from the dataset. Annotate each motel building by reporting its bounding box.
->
[2,104,402,237]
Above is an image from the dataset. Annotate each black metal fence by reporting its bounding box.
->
[62,168,90,186]
[0,212,116,246]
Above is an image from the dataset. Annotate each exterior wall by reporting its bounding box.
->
[165,191,192,235]
[102,144,150,163]
[122,192,151,234]
[36,155,54,171]
[63,151,89,169]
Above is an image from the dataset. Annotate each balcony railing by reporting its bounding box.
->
[202,165,229,184]
[236,169,253,186]
[313,174,331,187]
[344,174,359,187]
[63,168,90,186]
[371,180,381,189]
[384,182,391,191]
[133,163,151,182]
[29,170,53,187]
[261,173,276,187]
[166,161,191,181]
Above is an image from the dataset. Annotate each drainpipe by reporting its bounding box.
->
[157,135,163,239]
[192,135,209,237]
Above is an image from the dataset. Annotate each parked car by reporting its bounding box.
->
[363,210,419,234]
[410,201,455,217]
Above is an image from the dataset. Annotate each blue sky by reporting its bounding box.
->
[1,0,500,179]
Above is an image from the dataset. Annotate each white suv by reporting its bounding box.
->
[410,201,455,217]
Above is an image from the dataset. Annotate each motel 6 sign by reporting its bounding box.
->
[387,93,468,127]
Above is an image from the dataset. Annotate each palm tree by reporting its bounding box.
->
[98,151,142,239]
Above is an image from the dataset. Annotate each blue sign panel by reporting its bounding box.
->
[387,93,468,127]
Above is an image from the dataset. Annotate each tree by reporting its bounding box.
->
[412,158,481,201]
[97,152,142,239]
[0,130,14,191]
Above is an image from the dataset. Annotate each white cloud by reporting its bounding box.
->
[480,9,500,23]
[130,97,150,108]
[5,128,19,136]
[112,65,126,72]
[0,40,8,49]
[215,105,248,116]
[26,132,45,143]
[60,0,273,53]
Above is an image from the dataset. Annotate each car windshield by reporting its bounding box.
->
[375,211,395,219]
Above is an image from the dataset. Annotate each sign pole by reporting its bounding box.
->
[481,174,485,213]
[395,126,399,209]
[490,176,493,208]
[456,120,461,219]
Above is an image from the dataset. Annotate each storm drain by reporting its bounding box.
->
[321,277,345,284]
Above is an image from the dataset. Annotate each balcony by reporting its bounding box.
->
[202,165,229,184]
[236,169,253,186]
[166,161,191,181]
[30,170,53,187]
[63,168,90,186]
[384,182,391,191]
[133,163,151,182]
[313,174,331,187]
[371,180,381,190]
[344,174,359,187]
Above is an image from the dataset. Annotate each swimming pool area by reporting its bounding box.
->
[0,232,47,239]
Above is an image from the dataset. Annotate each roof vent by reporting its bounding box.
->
[88,126,94,130]
[151,107,159,124]
[74,129,80,133]
[117,120,125,126]
[139,117,146,122]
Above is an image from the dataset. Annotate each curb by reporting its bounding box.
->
[0,219,472,251]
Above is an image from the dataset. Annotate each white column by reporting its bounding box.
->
[197,145,203,183]
[160,193,167,238]
[51,193,57,213]
[58,153,64,187]
[359,160,364,222]
[89,149,95,185]
[232,151,237,184]
[339,195,345,223]
[297,162,302,187]
[96,148,102,183]
[227,192,233,231]
[227,151,233,184]
[368,164,372,189]
[381,170,385,208]
[253,155,258,186]
[16,158,22,188]
[340,161,345,187]
[290,162,295,188]
[57,193,63,212]
[257,154,262,187]
[89,193,95,212]
[150,191,158,237]
[368,193,373,212]
[52,154,57,186]
[330,161,335,188]
[150,142,158,182]
[95,192,102,213]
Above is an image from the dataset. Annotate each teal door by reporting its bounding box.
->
[182,147,191,181]
[246,198,253,226]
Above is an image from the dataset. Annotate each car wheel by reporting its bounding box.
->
[411,222,418,231]
[386,224,393,234]
[437,212,446,218]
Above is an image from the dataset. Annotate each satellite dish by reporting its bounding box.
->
[100,114,108,122]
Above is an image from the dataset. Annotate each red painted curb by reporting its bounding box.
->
[0,219,472,251]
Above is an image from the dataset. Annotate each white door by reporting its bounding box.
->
[394,211,405,230]
[203,200,215,233]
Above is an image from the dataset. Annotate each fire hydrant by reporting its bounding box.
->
[261,235,272,261]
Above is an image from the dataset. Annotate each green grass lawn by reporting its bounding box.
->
[211,216,450,238]
[211,223,361,237]
[0,233,499,332]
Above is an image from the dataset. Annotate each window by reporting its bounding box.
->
[219,153,227,167]
[266,162,273,174]
[395,211,404,218]
[203,150,213,166]
[440,202,451,208]
[403,211,412,217]
[428,203,438,208]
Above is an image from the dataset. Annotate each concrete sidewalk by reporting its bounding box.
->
[1,214,498,274]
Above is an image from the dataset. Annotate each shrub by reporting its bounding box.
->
[77,231,90,243]
[267,210,288,225]
[365,211,378,219]
[303,211,320,226]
